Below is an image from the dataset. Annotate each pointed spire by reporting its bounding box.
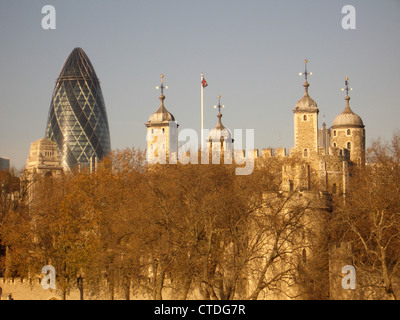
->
[147,74,175,124]
[341,76,354,113]
[155,74,167,112]
[333,76,363,127]
[156,74,168,104]
[213,95,225,129]
[294,59,318,112]
[299,59,312,96]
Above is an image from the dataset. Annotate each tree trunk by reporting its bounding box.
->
[77,276,84,300]
[179,277,192,300]
[123,277,130,300]
[153,267,166,300]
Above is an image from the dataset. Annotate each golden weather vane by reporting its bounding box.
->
[341,76,353,96]
[299,59,312,82]
[156,74,168,95]
[214,95,225,113]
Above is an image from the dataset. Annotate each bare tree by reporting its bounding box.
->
[330,133,400,300]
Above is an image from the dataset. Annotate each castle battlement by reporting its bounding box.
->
[229,145,350,163]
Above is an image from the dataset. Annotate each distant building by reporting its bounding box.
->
[23,138,64,202]
[25,138,63,177]
[0,157,10,171]
[45,47,111,171]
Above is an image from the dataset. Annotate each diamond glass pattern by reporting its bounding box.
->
[45,48,111,171]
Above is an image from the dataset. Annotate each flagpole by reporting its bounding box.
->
[201,73,204,151]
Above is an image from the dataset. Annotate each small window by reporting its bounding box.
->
[347,129,351,135]
[303,115,308,121]
[333,130,337,136]
[302,248,307,263]
[162,128,165,133]
[303,149,308,157]
[347,142,351,150]
[333,142,337,148]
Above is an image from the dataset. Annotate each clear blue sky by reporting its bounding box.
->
[0,0,399,170]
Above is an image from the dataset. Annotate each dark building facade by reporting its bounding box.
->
[0,157,10,171]
[45,47,111,171]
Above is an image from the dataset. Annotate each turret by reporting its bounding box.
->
[331,77,365,165]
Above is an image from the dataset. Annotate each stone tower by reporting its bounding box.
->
[331,77,365,165]
[24,138,64,204]
[145,74,178,164]
[318,121,331,154]
[293,60,319,157]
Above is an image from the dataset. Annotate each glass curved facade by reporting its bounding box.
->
[45,47,111,171]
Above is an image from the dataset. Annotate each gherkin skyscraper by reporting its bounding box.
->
[46,47,111,171]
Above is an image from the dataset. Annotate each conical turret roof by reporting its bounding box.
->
[333,77,364,128]
[147,94,175,124]
[333,96,364,127]
[208,96,232,142]
[294,81,318,112]
[146,75,176,125]
[293,60,318,113]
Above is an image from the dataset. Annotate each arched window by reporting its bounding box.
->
[162,128,165,133]
[347,129,351,135]
[333,142,337,148]
[333,130,337,136]
[347,142,351,149]
[303,115,307,121]
[303,149,308,157]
